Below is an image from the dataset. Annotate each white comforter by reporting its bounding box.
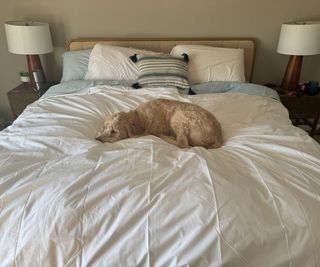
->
[1,86,320,267]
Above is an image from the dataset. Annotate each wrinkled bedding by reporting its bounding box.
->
[1,86,320,267]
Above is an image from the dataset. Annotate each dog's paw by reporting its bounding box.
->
[177,143,189,149]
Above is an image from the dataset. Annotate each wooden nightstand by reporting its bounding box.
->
[7,83,41,119]
[264,84,320,136]
[280,91,320,137]
[0,117,4,130]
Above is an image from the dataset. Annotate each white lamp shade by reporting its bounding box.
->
[5,21,53,55]
[277,21,320,56]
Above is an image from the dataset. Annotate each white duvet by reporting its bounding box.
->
[0,86,320,267]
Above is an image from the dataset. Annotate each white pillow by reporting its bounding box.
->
[85,44,160,81]
[170,45,245,84]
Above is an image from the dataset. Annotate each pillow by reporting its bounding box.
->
[130,54,190,94]
[191,81,280,100]
[85,44,160,81]
[170,45,245,84]
[61,49,92,82]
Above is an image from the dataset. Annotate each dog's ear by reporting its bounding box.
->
[113,112,126,121]
[127,122,143,137]
[125,110,143,137]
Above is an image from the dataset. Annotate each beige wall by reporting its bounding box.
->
[1,0,320,121]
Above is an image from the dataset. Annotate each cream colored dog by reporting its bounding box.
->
[96,99,222,149]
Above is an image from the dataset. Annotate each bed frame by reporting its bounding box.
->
[68,38,255,82]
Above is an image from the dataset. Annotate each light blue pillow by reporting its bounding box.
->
[191,81,280,100]
[61,49,92,82]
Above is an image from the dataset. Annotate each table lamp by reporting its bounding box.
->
[277,21,320,91]
[5,21,53,89]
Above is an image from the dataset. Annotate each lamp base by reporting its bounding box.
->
[281,55,303,91]
[26,55,46,89]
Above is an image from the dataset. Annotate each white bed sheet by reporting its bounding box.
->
[0,86,320,267]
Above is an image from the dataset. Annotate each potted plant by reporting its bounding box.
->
[19,72,30,83]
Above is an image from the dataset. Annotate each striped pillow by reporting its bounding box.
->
[130,54,190,94]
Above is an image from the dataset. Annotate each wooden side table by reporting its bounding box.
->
[280,91,320,137]
[0,117,4,130]
[264,84,320,137]
[7,83,40,119]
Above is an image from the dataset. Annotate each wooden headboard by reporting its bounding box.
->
[69,38,255,82]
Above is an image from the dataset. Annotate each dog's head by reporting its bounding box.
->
[96,111,142,143]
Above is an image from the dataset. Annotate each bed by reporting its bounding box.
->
[0,38,320,267]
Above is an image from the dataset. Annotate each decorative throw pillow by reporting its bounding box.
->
[85,44,161,81]
[61,49,92,82]
[170,45,245,84]
[130,54,190,94]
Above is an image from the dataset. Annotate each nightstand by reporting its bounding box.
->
[7,83,41,119]
[280,91,320,137]
[0,117,4,130]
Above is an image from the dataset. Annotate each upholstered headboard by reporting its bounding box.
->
[68,38,255,82]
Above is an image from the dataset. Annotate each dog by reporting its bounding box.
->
[96,99,222,149]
